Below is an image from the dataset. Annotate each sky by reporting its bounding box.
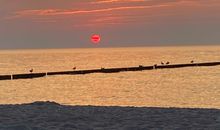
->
[0,0,220,49]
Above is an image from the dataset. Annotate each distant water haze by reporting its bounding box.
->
[0,46,220,108]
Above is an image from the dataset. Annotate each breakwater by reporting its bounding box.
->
[0,61,220,80]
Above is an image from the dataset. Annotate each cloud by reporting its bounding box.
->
[5,0,214,27]
[21,6,162,16]
[93,0,146,4]
[5,0,218,20]
[12,4,171,18]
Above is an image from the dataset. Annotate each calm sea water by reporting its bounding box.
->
[0,46,220,108]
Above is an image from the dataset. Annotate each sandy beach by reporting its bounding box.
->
[0,101,220,130]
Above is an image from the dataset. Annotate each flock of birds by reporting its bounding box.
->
[28,60,195,73]
[160,61,170,65]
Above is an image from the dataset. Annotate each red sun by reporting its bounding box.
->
[91,34,101,44]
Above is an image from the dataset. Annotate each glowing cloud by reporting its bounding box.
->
[93,0,146,4]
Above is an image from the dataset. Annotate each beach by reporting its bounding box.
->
[0,101,220,130]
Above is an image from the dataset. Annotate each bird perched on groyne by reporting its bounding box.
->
[29,68,33,73]
[73,67,76,70]
[191,60,194,63]
[161,62,164,65]
[166,61,170,65]
[139,65,143,68]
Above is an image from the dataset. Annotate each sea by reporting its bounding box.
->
[0,46,220,108]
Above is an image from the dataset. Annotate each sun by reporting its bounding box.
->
[91,34,101,44]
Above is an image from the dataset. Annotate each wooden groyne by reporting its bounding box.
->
[0,61,220,81]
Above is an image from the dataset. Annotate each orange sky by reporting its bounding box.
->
[0,0,220,49]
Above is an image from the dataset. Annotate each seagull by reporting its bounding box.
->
[191,60,194,63]
[161,62,164,65]
[73,67,76,70]
[166,61,170,65]
[29,68,33,73]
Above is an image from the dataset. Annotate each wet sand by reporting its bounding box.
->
[0,101,220,130]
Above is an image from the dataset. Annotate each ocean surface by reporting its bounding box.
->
[0,46,220,108]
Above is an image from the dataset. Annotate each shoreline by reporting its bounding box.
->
[0,101,220,129]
